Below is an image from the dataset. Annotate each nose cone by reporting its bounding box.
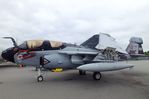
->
[1,47,17,62]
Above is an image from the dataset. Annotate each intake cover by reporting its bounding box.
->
[71,55,84,65]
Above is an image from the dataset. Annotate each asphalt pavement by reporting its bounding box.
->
[0,60,149,99]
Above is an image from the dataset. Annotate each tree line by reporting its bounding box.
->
[144,51,149,56]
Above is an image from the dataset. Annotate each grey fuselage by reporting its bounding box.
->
[14,46,98,70]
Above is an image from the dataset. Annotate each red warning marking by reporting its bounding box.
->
[17,52,35,60]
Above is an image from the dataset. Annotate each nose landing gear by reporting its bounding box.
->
[37,66,44,82]
[37,75,43,82]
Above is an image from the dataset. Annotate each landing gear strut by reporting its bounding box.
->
[37,66,44,82]
[93,72,102,80]
[79,70,86,75]
[36,57,45,82]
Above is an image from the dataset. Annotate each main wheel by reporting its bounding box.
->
[93,72,102,80]
[37,75,43,82]
[79,70,86,75]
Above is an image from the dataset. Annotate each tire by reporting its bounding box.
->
[93,72,101,80]
[37,75,43,82]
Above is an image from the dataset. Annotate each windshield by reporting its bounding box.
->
[18,40,66,51]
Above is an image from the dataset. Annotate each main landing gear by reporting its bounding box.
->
[79,70,102,80]
[93,72,102,80]
[79,70,86,75]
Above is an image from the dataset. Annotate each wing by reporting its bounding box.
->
[58,46,99,55]
[58,47,99,64]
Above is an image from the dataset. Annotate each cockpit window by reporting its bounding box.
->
[50,41,63,48]
[18,41,28,49]
[27,40,44,49]
[18,40,66,51]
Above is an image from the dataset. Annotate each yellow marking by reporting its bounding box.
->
[51,68,63,72]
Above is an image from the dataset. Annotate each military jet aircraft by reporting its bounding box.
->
[1,33,133,82]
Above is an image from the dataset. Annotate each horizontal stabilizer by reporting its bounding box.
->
[77,62,134,72]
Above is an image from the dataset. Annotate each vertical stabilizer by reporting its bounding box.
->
[81,34,99,49]
[126,37,144,55]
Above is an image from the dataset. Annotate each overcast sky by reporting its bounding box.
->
[0,0,149,51]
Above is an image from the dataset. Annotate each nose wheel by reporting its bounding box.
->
[37,66,44,82]
[37,75,43,82]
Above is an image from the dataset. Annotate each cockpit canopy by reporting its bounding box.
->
[18,40,66,51]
